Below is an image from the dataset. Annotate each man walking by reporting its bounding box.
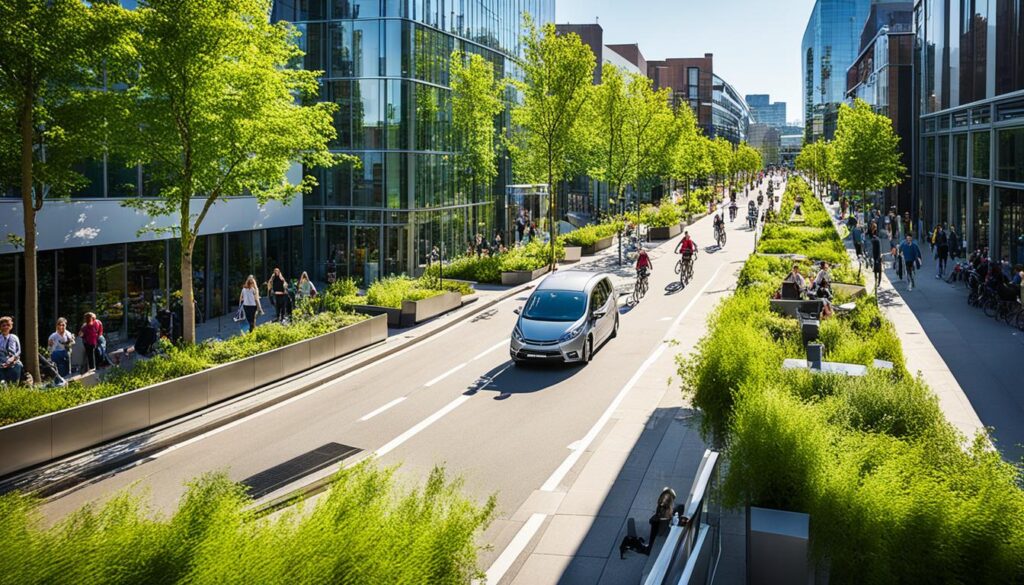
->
[935,224,949,278]
[870,230,883,292]
[899,234,923,291]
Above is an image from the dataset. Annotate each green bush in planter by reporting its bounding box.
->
[640,204,682,228]
[559,222,622,247]
[0,462,495,584]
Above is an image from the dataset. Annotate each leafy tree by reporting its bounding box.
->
[832,99,905,217]
[795,140,834,198]
[0,0,135,382]
[122,0,348,343]
[587,63,630,211]
[509,16,595,268]
[450,50,505,230]
[622,73,675,216]
[708,136,734,197]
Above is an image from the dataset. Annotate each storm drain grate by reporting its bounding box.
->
[241,442,361,499]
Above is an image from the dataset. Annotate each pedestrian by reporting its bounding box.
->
[493,232,503,250]
[429,245,440,266]
[948,225,961,261]
[935,225,949,278]
[295,271,317,304]
[78,312,104,372]
[0,316,23,385]
[528,222,537,242]
[326,258,337,284]
[240,275,264,333]
[515,212,526,243]
[850,219,864,261]
[266,267,288,322]
[902,212,913,239]
[475,234,488,257]
[48,317,75,379]
[870,230,883,292]
[899,234,923,290]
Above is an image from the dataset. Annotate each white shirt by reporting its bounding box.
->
[48,331,74,355]
[241,287,258,306]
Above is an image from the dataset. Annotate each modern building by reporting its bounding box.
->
[647,54,751,145]
[748,124,782,166]
[914,0,1024,265]
[802,0,872,142]
[846,2,915,214]
[276,0,556,283]
[780,134,805,167]
[746,94,788,128]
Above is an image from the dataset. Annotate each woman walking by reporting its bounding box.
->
[240,275,264,333]
[79,312,104,372]
[266,268,288,322]
[295,271,317,304]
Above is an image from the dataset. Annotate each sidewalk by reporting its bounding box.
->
[875,234,1021,460]
[831,206,995,456]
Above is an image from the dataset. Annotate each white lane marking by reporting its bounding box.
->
[473,340,507,361]
[567,440,582,451]
[424,363,468,387]
[660,317,672,321]
[148,294,522,458]
[539,263,725,493]
[359,397,407,422]
[374,395,471,458]
[482,513,547,585]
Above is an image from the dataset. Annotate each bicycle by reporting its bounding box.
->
[676,254,695,286]
[632,269,650,304]
[714,224,727,247]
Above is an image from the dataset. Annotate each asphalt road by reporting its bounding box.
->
[40,182,780,574]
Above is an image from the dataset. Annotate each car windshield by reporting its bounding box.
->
[522,290,587,322]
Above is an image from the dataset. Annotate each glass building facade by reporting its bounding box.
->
[273,0,555,282]
[916,0,1024,265]
[711,74,752,144]
[802,0,872,141]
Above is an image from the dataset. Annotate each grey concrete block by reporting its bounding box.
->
[149,371,210,425]
[207,358,255,404]
[0,416,52,477]
[308,331,335,368]
[101,388,150,442]
[253,347,284,387]
[279,340,311,378]
[51,401,103,460]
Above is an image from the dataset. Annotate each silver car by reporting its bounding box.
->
[510,271,619,365]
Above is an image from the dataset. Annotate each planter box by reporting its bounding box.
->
[501,265,550,286]
[832,282,867,299]
[562,246,582,263]
[769,299,824,319]
[401,291,462,326]
[352,304,403,327]
[0,314,387,478]
[648,223,682,240]
[747,506,813,585]
[581,235,614,256]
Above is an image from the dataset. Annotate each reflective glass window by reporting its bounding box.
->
[996,188,1024,265]
[924,137,936,172]
[108,158,138,198]
[939,135,950,174]
[71,159,105,198]
[354,79,383,149]
[954,134,968,176]
[57,248,94,337]
[998,127,1024,182]
[974,183,991,250]
[353,153,383,207]
[973,131,990,178]
[330,22,353,77]
[353,20,380,77]
[127,241,167,335]
[996,0,1024,94]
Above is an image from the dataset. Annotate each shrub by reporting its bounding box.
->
[365,276,444,309]
[640,204,682,228]
[0,462,495,584]
[560,221,621,247]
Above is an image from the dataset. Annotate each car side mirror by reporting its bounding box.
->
[513,307,521,315]
[592,309,607,320]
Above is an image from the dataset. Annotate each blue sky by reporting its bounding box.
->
[556,0,817,125]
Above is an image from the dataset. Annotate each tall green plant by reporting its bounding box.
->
[450,51,504,215]
[509,16,595,269]
[587,63,630,209]
[122,0,351,344]
[832,99,905,216]
[0,0,135,382]
[623,74,675,217]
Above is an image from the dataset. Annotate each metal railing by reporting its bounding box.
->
[642,449,721,585]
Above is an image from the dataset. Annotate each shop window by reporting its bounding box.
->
[973,184,991,251]
[997,189,1024,265]
[973,132,990,179]
[998,128,1024,183]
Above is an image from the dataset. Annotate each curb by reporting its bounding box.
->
[10,281,537,500]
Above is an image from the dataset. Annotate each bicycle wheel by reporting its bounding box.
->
[1002,305,1019,326]
[640,277,648,298]
[675,259,682,274]
[1015,309,1024,332]
[983,296,999,319]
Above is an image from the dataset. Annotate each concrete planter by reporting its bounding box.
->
[746,506,814,585]
[562,246,582,263]
[501,265,550,286]
[581,235,614,256]
[0,314,387,478]
[648,223,682,240]
[832,282,867,299]
[354,291,463,328]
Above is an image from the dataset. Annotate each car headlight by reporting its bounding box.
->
[512,327,524,342]
[558,324,585,343]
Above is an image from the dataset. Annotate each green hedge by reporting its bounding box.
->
[679,175,1024,582]
[0,462,494,584]
[424,240,562,284]
[559,222,622,247]
[0,311,369,426]
[640,204,682,228]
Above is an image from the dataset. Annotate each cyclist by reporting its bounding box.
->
[676,231,698,266]
[728,199,738,222]
[636,248,653,281]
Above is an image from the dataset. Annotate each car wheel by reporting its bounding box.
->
[581,336,593,365]
[610,315,619,339]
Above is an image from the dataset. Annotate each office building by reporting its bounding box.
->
[276,0,556,283]
[748,124,782,166]
[915,0,1024,265]
[802,0,872,141]
[780,134,805,167]
[846,2,914,214]
[746,94,788,128]
[648,54,751,144]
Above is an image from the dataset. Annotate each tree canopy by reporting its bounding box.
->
[831,98,905,200]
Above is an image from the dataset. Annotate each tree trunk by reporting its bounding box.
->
[180,196,196,344]
[19,93,40,384]
[548,154,556,271]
